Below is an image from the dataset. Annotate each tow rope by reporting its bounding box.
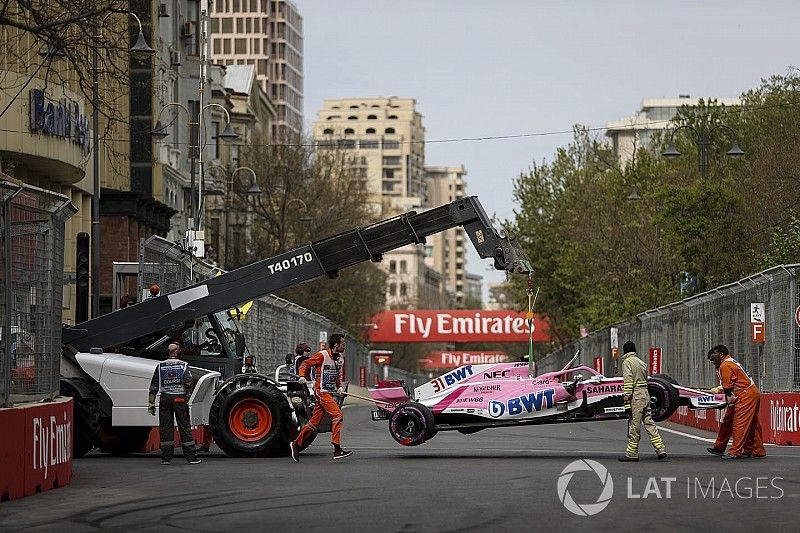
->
[526,273,539,377]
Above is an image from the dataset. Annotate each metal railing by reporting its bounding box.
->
[537,265,800,392]
[0,179,76,406]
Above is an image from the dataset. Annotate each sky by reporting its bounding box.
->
[293,0,800,297]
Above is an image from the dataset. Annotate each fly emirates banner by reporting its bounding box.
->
[369,310,550,343]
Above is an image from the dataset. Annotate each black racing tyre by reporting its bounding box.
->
[209,375,293,457]
[97,424,152,455]
[652,373,679,386]
[388,402,434,446]
[648,376,679,422]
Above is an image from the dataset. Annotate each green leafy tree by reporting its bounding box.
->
[240,139,387,334]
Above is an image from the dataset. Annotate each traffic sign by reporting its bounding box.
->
[751,322,765,343]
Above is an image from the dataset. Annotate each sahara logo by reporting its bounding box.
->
[488,389,555,418]
[557,459,613,516]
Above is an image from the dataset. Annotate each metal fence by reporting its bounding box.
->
[0,180,76,406]
[538,265,800,392]
[138,236,425,388]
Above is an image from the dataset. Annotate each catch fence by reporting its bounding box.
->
[0,179,76,406]
[538,265,800,392]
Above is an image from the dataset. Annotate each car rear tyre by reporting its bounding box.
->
[648,376,679,422]
[210,375,292,457]
[652,373,679,386]
[388,402,434,446]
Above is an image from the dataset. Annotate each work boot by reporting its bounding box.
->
[706,447,725,456]
[161,460,171,465]
[290,441,300,463]
[721,454,741,460]
[657,452,668,461]
[333,449,354,460]
[188,458,201,464]
[618,455,639,462]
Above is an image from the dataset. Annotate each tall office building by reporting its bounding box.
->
[424,165,468,307]
[210,0,303,138]
[606,96,740,165]
[312,97,427,216]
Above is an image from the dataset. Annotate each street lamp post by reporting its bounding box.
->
[214,166,261,267]
[151,103,238,238]
[91,11,155,318]
[662,122,744,179]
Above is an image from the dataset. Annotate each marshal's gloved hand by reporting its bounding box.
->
[624,404,632,419]
[298,376,307,385]
[148,392,156,416]
[708,385,724,394]
[337,387,344,395]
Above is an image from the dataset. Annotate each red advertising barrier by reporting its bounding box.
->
[670,392,800,446]
[369,310,550,343]
[420,351,508,370]
[0,397,73,502]
[648,347,662,375]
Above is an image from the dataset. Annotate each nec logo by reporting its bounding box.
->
[489,389,555,418]
[483,370,511,379]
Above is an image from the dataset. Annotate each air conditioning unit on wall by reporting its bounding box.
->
[170,51,182,66]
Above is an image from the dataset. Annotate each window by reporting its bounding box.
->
[327,115,340,120]
[332,105,340,109]
[223,39,231,53]
[337,139,356,149]
[348,115,358,120]
[231,143,240,168]
[400,283,407,296]
[253,38,260,53]
[383,140,399,149]
[235,38,247,53]
[389,260,396,273]
[349,105,359,109]
[210,18,220,33]
[383,168,395,179]
[400,260,407,274]
[367,115,377,120]
[360,140,379,149]
[222,17,233,32]
[246,18,252,33]
[233,0,240,11]
[389,283,396,296]
[344,128,354,134]
[250,0,258,11]
[323,128,334,134]
[257,59,268,74]
[213,39,222,54]
[237,18,244,32]
[210,121,220,159]
[388,115,398,119]
[383,156,401,166]
[385,127,395,134]
[254,17,260,32]
[366,127,375,134]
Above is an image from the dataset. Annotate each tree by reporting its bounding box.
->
[239,138,387,333]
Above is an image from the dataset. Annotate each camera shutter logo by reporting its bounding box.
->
[557,459,614,516]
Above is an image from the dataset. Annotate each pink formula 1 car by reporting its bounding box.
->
[368,355,727,446]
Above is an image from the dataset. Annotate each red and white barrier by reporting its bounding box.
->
[0,397,73,502]
[670,392,800,446]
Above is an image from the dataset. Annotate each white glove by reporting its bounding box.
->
[298,376,307,385]
[337,387,344,395]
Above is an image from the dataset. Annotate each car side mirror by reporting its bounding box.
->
[234,331,246,358]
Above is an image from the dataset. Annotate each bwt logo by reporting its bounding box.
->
[488,389,555,418]
[557,459,614,516]
[431,366,474,393]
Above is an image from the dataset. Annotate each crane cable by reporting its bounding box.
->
[526,273,539,377]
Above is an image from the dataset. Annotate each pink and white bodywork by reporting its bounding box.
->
[369,361,727,446]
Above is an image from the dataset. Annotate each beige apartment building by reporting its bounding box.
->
[606,96,741,165]
[424,165,468,307]
[312,97,427,216]
[210,0,303,138]
[384,247,448,310]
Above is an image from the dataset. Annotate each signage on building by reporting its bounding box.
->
[368,310,551,343]
[420,351,509,370]
[29,89,90,155]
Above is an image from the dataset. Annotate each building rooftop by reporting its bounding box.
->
[224,65,256,95]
